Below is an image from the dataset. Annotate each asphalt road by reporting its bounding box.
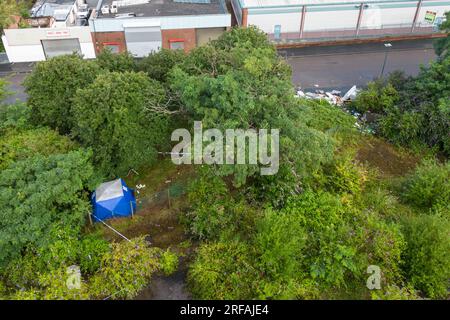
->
[0,39,438,105]
[281,39,437,92]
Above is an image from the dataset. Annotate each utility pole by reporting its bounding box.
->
[380,43,392,78]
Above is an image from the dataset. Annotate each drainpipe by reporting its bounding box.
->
[242,8,248,28]
[411,0,423,33]
[355,3,365,37]
[300,6,306,39]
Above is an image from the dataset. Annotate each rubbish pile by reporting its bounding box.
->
[295,85,360,106]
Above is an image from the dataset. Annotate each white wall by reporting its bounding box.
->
[304,9,360,31]
[247,11,301,33]
[245,1,450,33]
[2,36,46,62]
[2,26,96,63]
[417,4,449,25]
[361,5,417,29]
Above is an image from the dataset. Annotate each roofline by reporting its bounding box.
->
[93,0,229,19]
[240,0,444,9]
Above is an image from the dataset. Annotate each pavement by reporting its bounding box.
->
[0,61,34,105]
[281,39,437,92]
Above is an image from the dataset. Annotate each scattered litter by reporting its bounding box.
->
[295,85,360,106]
[296,90,306,97]
[136,184,146,190]
[165,180,171,184]
[342,85,359,101]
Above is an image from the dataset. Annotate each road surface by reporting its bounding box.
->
[281,39,437,92]
[0,39,438,105]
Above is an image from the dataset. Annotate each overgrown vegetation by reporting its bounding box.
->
[0,26,448,300]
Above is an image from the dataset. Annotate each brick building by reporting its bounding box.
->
[90,0,231,56]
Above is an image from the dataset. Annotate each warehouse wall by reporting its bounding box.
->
[161,28,197,52]
[304,7,360,31]
[2,26,96,63]
[92,31,127,54]
[196,27,226,46]
[247,10,301,33]
[244,0,450,35]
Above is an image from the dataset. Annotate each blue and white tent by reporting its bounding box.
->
[92,178,136,221]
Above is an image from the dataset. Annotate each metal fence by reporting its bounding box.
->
[269,23,440,44]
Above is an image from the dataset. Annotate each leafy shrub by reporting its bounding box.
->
[0,102,31,131]
[0,127,77,170]
[89,237,160,299]
[255,210,306,280]
[401,214,450,299]
[371,284,420,300]
[24,54,102,134]
[324,153,368,195]
[0,150,95,266]
[401,159,450,209]
[188,241,259,299]
[137,49,185,82]
[352,81,399,114]
[72,71,170,176]
[159,249,179,276]
[95,48,136,72]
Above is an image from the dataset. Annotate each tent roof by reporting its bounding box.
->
[95,179,124,202]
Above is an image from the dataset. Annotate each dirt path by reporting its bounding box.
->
[92,161,196,300]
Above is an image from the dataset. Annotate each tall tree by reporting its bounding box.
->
[72,71,170,176]
[0,149,95,266]
[24,54,102,134]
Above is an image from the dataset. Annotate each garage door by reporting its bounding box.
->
[125,26,162,57]
[41,39,81,59]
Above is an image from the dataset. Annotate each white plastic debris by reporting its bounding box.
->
[296,90,306,97]
[343,85,359,101]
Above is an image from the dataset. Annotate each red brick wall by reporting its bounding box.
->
[161,28,196,52]
[91,32,127,54]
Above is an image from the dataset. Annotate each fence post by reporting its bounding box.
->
[168,188,171,209]
[87,211,93,226]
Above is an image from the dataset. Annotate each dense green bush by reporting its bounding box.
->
[401,159,450,209]
[24,54,102,134]
[137,49,186,82]
[72,71,170,176]
[0,127,77,170]
[159,249,179,276]
[364,56,450,155]
[255,210,306,280]
[89,237,160,299]
[95,48,136,72]
[0,102,32,131]
[352,80,399,114]
[0,149,95,266]
[185,170,258,240]
[401,213,450,299]
[188,241,259,299]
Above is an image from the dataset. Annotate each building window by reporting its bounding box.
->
[274,25,281,40]
[169,39,185,50]
[103,42,120,53]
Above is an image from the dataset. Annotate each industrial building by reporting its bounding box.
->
[2,0,231,63]
[1,0,96,63]
[231,0,449,42]
[90,0,231,56]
